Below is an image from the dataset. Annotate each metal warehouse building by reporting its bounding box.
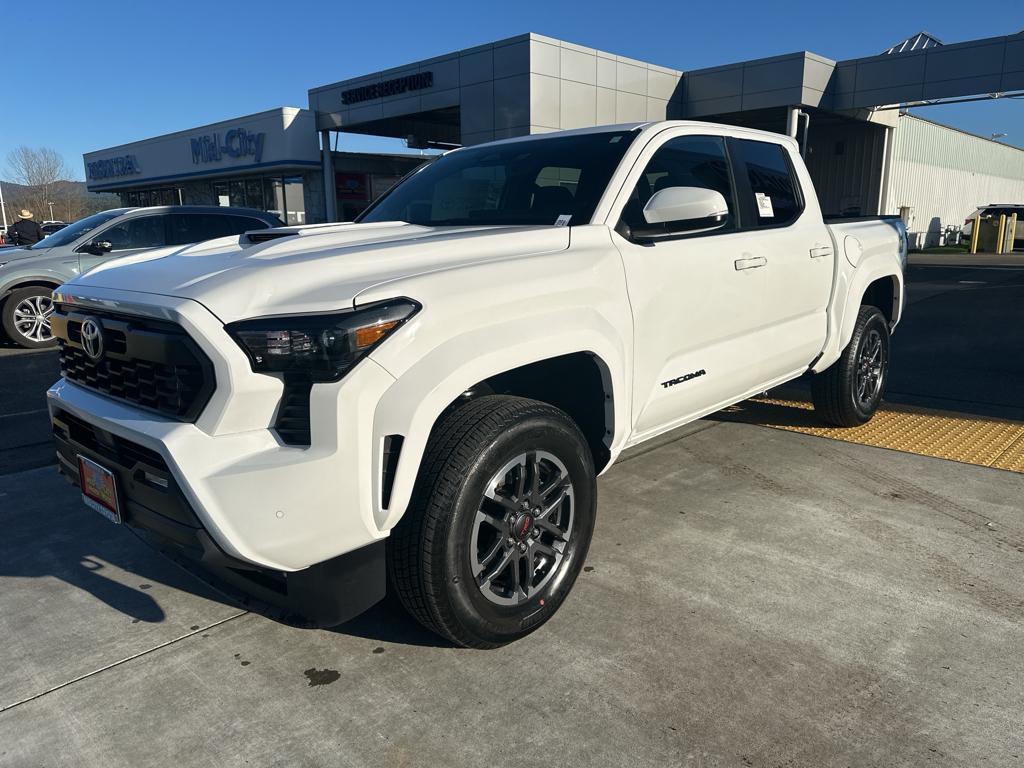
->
[84,30,1024,248]
[885,114,1024,246]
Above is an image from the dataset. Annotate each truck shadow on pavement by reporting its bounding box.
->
[1,466,451,646]
[0,467,217,625]
[327,593,454,648]
[156,544,453,647]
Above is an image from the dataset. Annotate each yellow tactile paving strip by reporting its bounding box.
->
[717,397,1024,474]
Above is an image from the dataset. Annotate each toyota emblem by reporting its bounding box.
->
[80,318,104,361]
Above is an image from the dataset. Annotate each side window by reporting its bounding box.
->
[731,139,802,227]
[620,135,735,233]
[226,216,270,235]
[100,216,166,251]
[167,214,242,246]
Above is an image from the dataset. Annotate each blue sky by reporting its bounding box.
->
[3,0,1022,180]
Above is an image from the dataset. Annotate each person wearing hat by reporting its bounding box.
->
[9,210,45,246]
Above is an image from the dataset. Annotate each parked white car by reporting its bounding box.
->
[962,204,1024,248]
[47,121,906,647]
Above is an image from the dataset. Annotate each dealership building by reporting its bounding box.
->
[84,30,1024,247]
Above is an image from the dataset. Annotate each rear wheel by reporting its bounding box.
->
[811,305,890,427]
[2,286,58,349]
[388,395,596,648]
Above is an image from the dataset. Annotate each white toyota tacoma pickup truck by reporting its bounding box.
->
[48,121,906,647]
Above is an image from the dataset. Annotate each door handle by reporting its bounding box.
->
[734,256,767,270]
[809,245,833,259]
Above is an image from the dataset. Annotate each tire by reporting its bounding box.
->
[2,286,58,349]
[388,395,597,648]
[811,305,890,427]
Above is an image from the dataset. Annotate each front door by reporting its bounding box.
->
[611,132,773,442]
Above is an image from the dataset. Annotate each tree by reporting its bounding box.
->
[6,146,69,220]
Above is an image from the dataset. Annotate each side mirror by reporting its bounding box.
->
[633,186,730,240]
[643,186,729,226]
[84,240,113,256]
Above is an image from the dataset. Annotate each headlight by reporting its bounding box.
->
[226,298,420,382]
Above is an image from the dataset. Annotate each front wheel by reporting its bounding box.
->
[388,395,597,648]
[2,286,58,349]
[811,305,890,427]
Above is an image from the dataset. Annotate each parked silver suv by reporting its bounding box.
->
[0,206,282,348]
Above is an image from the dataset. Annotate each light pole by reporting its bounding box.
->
[0,179,7,232]
[47,201,55,221]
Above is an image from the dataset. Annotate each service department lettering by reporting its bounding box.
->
[341,72,433,105]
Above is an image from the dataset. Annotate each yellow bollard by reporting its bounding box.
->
[1008,213,1018,253]
[996,214,1007,255]
[970,215,981,254]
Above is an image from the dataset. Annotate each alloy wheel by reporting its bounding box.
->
[855,328,885,408]
[12,294,54,343]
[470,450,575,606]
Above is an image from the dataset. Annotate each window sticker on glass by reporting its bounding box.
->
[755,192,775,218]
[554,214,572,227]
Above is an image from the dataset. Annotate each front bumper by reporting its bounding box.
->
[46,286,400,576]
[51,399,385,626]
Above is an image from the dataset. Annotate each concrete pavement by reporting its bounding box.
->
[2,420,1022,767]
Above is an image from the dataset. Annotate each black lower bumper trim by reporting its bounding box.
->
[51,408,386,627]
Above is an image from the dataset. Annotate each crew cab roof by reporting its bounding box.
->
[459,120,800,152]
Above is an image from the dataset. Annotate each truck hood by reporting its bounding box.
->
[64,221,571,322]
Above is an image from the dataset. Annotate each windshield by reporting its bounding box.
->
[31,209,125,249]
[358,130,638,227]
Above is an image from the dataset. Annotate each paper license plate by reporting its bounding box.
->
[78,455,121,524]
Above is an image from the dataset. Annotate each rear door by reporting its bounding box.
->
[728,138,834,382]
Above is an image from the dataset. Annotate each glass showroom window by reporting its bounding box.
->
[209,175,302,222]
[229,179,247,208]
[245,177,263,211]
[212,181,230,207]
[283,176,305,224]
[264,177,285,221]
[121,187,181,207]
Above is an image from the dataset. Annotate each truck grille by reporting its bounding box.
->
[51,306,215,422]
